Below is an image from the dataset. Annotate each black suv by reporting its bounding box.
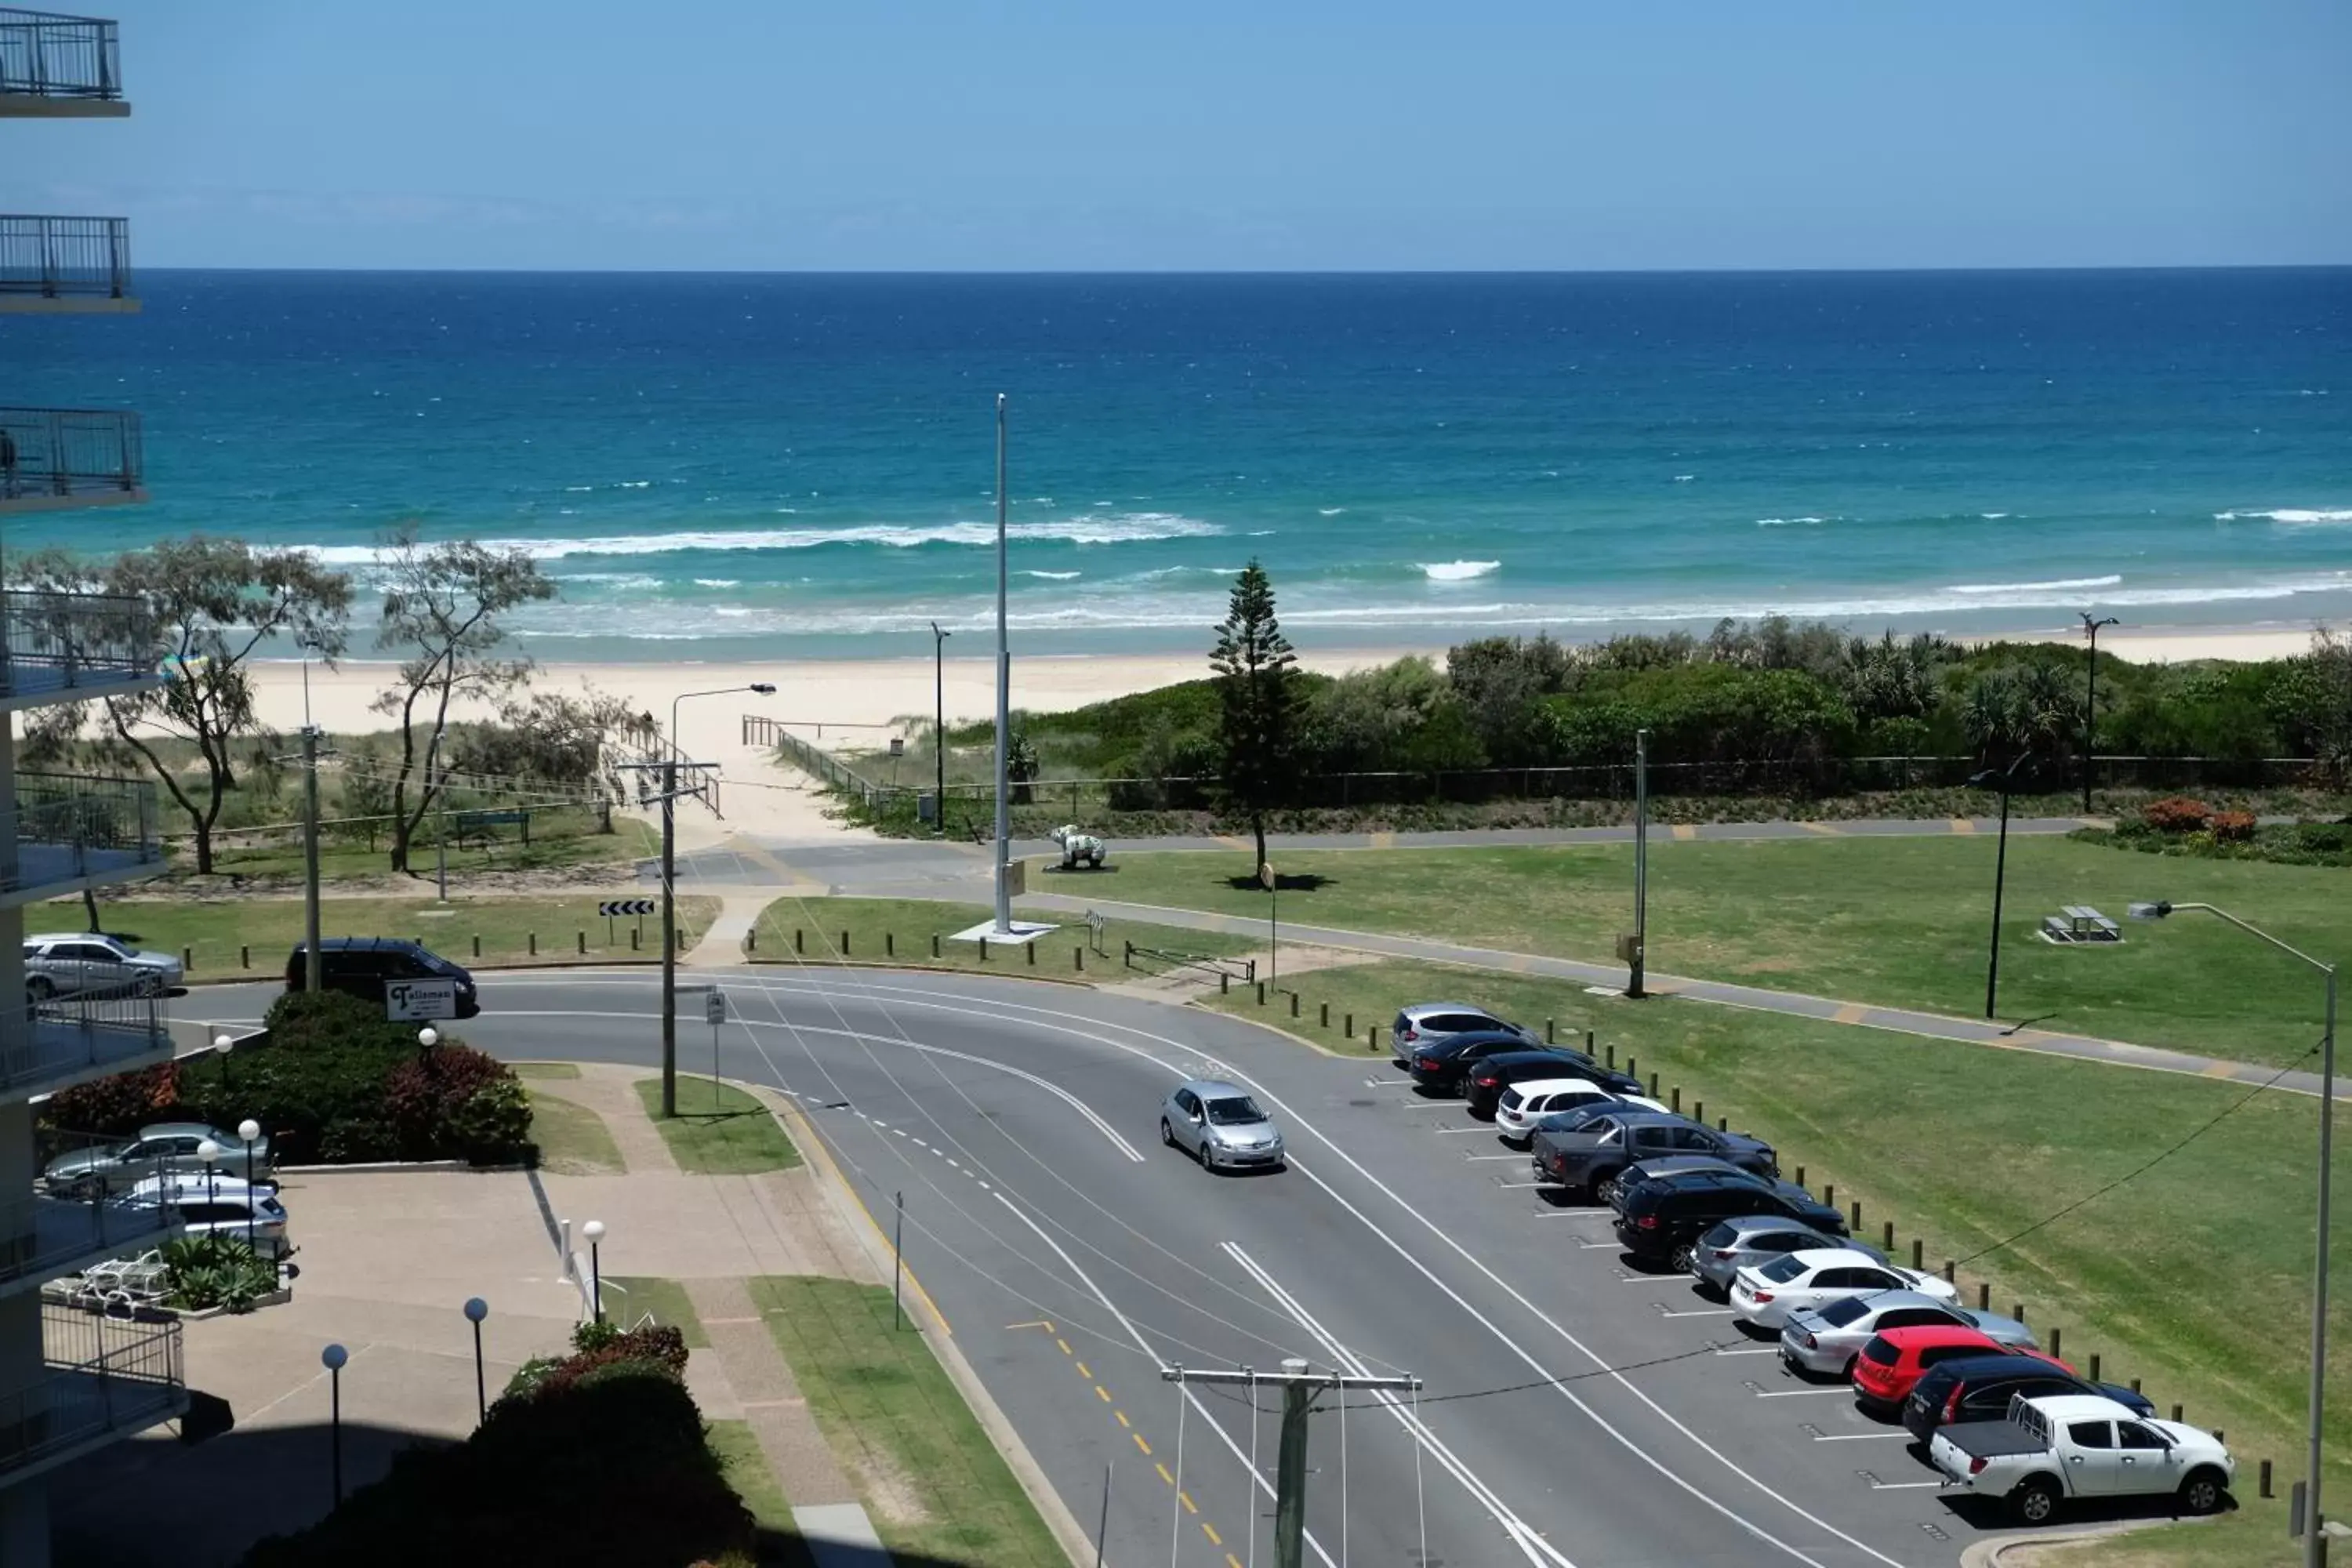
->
[1529,1111,1743,1203]
[1406,1033,1572,1096]
[286,937,481,1018]
[1901,1353,2157,1443]
[1608,1126,1780,1200]
[1612,1168,1846,1268]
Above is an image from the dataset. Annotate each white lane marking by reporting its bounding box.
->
[1658,1308,1737,1319]
[1222,1243,1575,1568]
[1715,1347,1778,1357]
[1757,1388,1856,1399]
[1866,1480,1943,1491]
[485,1008,1145,1163]
[989,1192,1341,1568]
[1433,1126,1499,1136]
[1463,1154,1526,1163]
[527,974,1897,1567]
[1813,1432,1907,1443]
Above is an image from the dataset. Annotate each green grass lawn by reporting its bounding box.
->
[704,1420,814,1568]
[753,1275,1062,1568]
[1207,956,2351,1533]
[2041,1512,2290,1568]
[510,1061,580,1079]
[60,893,718,978]
[746,895,1255,982]
[525,1088,626,1175]
[603,1274,706,1346]
[1108,836,2349,1066]
[197,810,658,882]
[634,1076,801,1174]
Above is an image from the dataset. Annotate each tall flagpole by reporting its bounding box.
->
[993,394,1013,933]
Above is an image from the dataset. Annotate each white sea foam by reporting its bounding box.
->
[1980,512,2012,520]
[304,511,1222,565]
[1318,507,1346,517]
[1947,574,2123,595]
[1672,474,1696,483]
[1421,560,1501,582]
[2215,507,2352,524]
[1023,570,1082,580]
[1755,516,1829,528]
[692,578,741,589]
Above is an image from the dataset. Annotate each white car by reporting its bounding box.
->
[124,1172,292,1261]
[1492,1080,1668,1145]
[24,932,183,1000]
[1730,1247,1958,1330]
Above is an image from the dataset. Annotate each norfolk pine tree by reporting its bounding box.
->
[1210,559,1303,870]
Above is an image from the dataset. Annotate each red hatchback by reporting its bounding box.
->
[1851,1327,2067,1412]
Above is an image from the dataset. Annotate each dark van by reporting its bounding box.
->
[285,938,481,1018]
[1612,1168,1846,1269]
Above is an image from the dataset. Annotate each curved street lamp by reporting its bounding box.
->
[1965,752,2037,1020]
[238,1118,261,1251]
[583,1218,607,1324]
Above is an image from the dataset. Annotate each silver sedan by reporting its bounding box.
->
[1688,1216,1888,1297]
[1778,1290,2038,1377]
[1160,1080,1286,1172]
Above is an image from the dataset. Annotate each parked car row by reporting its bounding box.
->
[1391,998,2237,1528]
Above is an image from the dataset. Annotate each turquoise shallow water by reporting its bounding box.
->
[5,269,2347,658]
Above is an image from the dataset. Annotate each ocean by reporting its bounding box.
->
[5,268,2347,660]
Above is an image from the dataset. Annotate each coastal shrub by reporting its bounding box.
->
[2141,797,2214,833]
[2209,809,2257,842]
[45,1060,180,1135]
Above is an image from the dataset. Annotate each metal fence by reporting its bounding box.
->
[0,408,142,506]
[0,215,131,300]
[770,726,896,806]
[0,588,153,699]
[0,1305,183,1478]
[0,9,122,101]
[857,753,2341,819]
[0,989,169,1097]
[5,770,162,893]
[0,1129,180,1290]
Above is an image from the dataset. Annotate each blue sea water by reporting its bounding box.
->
[5,269,2347,659]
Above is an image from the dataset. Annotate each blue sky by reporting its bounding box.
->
[16,0,2351,270]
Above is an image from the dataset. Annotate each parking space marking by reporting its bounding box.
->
[1714,1345,1777,1356]
[1757,1387,1855,1399]
[1657,1307,1737,1319]
[1494,1180,1553,1189]
[1464,1153,1526,1162]
[1575,1238,1621,1247]
[1815,1432,1908,1442]
[1434,1125,1500,1135]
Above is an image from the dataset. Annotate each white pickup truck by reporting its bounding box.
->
[1929,1391,2234,1525]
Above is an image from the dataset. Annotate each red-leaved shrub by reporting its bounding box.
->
[45,1061,180,1135]
[2141,797,2214,833]
[2209,810,2257,842]
[382,1044,515,1156]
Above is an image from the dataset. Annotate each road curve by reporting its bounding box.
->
[199,967,2017,1567]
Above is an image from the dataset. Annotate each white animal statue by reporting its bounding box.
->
[1051,824,1106,869]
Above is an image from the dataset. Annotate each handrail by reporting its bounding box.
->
[0,1306,183,1476]
[0,408,142,506]
[0,9,121,101]
[0,215,131,299]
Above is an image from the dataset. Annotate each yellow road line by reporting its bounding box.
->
[779,1099,953,1338]
[1095,1385,1112,1403]
[1202,1521,1224,1546]
[2203,1060,2239,1078]
[1832,1003,1869,1025]
[1115,1409,1131,1428]
[1179,1490,1198,1515]
[1154,1459,1174,1483]
[1229,1555,1245,1568]
[1134,1432,1152,1456]
[1671,823,1697,841]
[1214,833,1251,852]
[1056,1338,1073,1356]
[1074,1360,1091,1377]
[1950,818,1976,834]
[1798,821,1841,836]
[1368,830,1396,850]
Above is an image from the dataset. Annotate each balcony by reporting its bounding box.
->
[0,10,125,116]
[0,1305,183,1487]
[0,1131,180,1299]
[0,408,144,516]
[0,989,171,1102]
[0,589,157,711]
[0,772,162,910]
[0,216,132,313]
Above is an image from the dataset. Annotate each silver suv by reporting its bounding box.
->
[24,932,183,1000]
[1389,1001,1537,1065]
[1159,1080,1285,1172]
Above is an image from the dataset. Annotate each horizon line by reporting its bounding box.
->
[129,261,2352,278]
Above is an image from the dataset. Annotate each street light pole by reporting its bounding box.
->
[930,620,950,837]
[583,1219,606,1324]
[2129,900,2336,1563]
[651,683,775,1118]
[1968,752,2032,1020]
[993,394,1013,935]
[2079,613,2118,813]
[1628,728,1650,1000]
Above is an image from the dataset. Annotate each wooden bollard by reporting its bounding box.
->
[1075,946,1084,973]
[1025,940,1035,966]
[183,946,193,971]
[1345,1012,1353,1036]
[1882,1221,1894,1250]
[2170,1403,2182,1422]
[578,931,586,955]
[2259,1459,2272,1498]
[746,927,756,952]
[1795,1165,1806,1188]
[472,935,481,958]
[1718,1116,1728,1132]
[2130,1377,2141,1395]
[1290,993,1300,1018]
[978,937,989,961]
[2049,1327,2061,1359]
[1649,1072,1659,1097]
[1585,1030,1595,1054]
[1850,1200,1863,1231]
[1123,941,1134,970]
[1911,1239,1923,1270]
[1626,1054,1637,1080]
[528,932,537,956]
[931,933,940,958]
[239,944,249,969]
[1220,971,1229,995]
[1824,1183,1835,1207]
[840,931,850,956]
[1978,1282,1991,1311]
[1319,1002,1329,1028]
[631,926,641,950]
[1944,1258,1955,1283]
[886,931,895,957]
[1671,1087,1682,1113]
[1545,1018,1555,1043]
[1605,1043,1615,1069]
[1692,1099,1702,1123]
[795,928,804,955]
[2089,1353,2100,1382]
[2013,1302,2025,1324]
[1255,981,1266,1005]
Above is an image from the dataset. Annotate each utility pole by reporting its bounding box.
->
[1158,1359,1420,1568]
[2078,612,2118,814]
[930,620,950,837]
[993,394,1013,934]
[660,748,677,1116]
[302,724,323,992]
[1628,728,1650,999]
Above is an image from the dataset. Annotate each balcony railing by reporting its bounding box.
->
[0,216,130,303]
[0,588,155,702]
[1,771,162,906]
[0,1305,183,1482]
[0,10,121,104]
[0,1130,179,1294]
[0,988,169,1099]
[0,407,143,512]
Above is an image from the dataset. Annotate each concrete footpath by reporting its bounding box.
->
[1018,891,2352,1102]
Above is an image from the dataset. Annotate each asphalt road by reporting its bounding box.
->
[201,967,2035,1568]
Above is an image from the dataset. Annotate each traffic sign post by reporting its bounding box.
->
[599,898,655,947]
[704,986,726,1100]
[384,978,458,1022]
